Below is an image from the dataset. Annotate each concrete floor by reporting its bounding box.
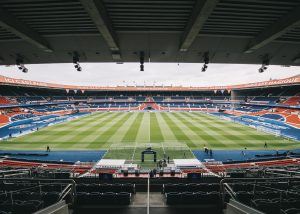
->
[74,192,223,214]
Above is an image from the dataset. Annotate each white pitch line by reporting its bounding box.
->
[187,142,196,158]
[147,175,150,214]
[161,142,165,155]
[131,141,138,162]
[149,112,151,143]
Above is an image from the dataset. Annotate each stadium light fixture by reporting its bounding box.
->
[201,52,209,72]
[16,59,28,73]
[73,52,82,72]
[140,51,144,71]
[258,57,270,73]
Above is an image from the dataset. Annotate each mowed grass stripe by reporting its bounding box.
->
[54,112,124,149]
[108,112,139,143]
[155,112,178,143]
[47,112,109,132]
[173,112,229,148]
[188,112,287,149]
[86,112,134,148]
[75,112,125,144]
[192,112,268,136]
[15,112,122,150]
[150,112,164,143]
[83,112,130,145]
[11,112,110,142]
[136,113,150,143]
[183,111,246,148]
[183,112,255,149]
[122,113,144,142]
[28,112,124,150]
[41,112,116,142]
[3,113,99,149]
[1,112,298,152]
[37,113,116,144]
[161,112,197,148]
[192,112,282,140]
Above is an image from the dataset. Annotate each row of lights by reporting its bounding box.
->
[14,52,270,73]
[73,54,82,72]
[15,53,83,73]
[16,59,28,73]
[258,58,270,73]
[199,53,270,73]
[201,52,209,72]
[140,51,144,72]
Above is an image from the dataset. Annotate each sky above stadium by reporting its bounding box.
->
[0,63,299,87]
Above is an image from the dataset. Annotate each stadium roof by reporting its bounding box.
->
[1,74,299,91]
[1,0,300,65]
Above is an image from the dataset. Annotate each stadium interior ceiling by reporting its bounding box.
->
[1,0,300,66]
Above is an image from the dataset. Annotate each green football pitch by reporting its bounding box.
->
[1,112,299,166]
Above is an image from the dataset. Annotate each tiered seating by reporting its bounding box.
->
[235,105,269,113]
[251,97,279,104]
[211,96,226,101]
[225,181,300,214]
[11,114,37,121]
[76,183,134,206]
[170,96,186,101]
[260,114,285,121]
[163,183,220,205]
[286,114,300,126]
[0,182,67,214]
[283,96,300,106]
[0,114,9,124]
[16,96,46,103]
[135,96,146,102]
[52,96,69,101]
[71,96,88,101]
[153,97,164,102]
[0,97,11,105]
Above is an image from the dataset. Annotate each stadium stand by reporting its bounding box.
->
[1,0,300,212]
[283,95,300,106]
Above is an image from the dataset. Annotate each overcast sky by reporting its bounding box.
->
[0,63,299,87]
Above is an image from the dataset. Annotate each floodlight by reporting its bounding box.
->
[140,51,145,71]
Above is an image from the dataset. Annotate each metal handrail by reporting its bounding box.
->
[0,178,76,205]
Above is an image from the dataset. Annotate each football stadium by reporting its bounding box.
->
[0,1,300,214]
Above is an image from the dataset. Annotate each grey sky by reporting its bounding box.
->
[1,63,299,87]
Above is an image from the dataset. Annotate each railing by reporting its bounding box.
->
[0,168,31,178]
[220,177,300,210]
[0,178,76,206]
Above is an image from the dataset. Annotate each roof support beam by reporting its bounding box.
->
[0,7,52,53]
[80,0,121,60]
[179,0,220,52]
[244,6,300,54]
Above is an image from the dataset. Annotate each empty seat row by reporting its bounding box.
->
[163,183,219,193]
[0,200,43,214]
[0,183,36,191]
[251,198,300,214]
[233,190,300,205]
[230,182,291,192]
[41,184,66,192]
[76,183,135,193]
[165,191,220,205]
[8,192,59,207]
[76,192,131,205]
[282,208,300,214]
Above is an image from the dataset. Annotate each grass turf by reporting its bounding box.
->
[1,111,299,166]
